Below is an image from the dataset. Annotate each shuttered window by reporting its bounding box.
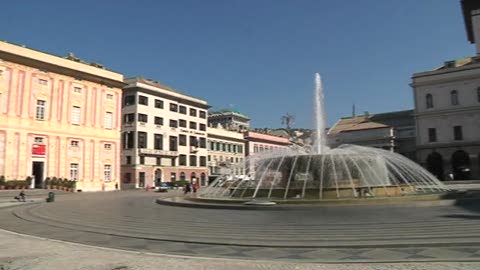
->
[104,112,113,129]
[71,106,81,125]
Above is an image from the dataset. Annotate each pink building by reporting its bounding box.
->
[0,41,124,191]
[244,131,290,177]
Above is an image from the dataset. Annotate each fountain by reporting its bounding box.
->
[198,73,448,202]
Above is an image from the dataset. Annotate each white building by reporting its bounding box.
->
[410,1,480,180]
[121,78,210,188]
[412,58,480,180]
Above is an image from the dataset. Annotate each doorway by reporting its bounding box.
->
[155,169,162,186]
[451,150,471,180]
[426,152,444,180]
[32,162,44,188]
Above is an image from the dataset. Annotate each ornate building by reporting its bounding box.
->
[0,41,124,191]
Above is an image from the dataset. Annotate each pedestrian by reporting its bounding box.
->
[184,183,191,195]
[14,190,26,202]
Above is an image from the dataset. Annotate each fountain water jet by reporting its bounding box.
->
[314,73,328,154]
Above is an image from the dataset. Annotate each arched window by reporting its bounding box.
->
[180,172,186,181]
[191,172,197,182]
[450,90,459,105]
[426,94,433,108]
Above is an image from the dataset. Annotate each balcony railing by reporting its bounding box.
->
[138,148,178,157]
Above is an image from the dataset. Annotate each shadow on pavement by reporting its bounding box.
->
[441,190,480,219]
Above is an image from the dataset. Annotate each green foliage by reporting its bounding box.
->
[4,180,28,188]
[172,180,189,187]
[25,176,33,185]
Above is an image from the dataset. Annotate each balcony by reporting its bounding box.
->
[138,148,178,157]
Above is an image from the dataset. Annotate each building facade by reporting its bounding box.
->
[207,127,246,179]
[410,2,480,181]
[244,131,290,177]
[412,58,480,180]
[0,41,124,191]
[328,110,416,160]
[208,110,250,131]
[121,78,209,189]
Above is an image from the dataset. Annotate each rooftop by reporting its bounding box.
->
[330,109,415,135]
[328,116,389,135]
[0,40,124,85]
[209,109,250,120]
[124,77,209,107]
[412,56,480,79]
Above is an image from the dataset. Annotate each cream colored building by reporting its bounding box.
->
[121,78,209,189]
[412,57,480,180]
[0,41,124,191]
[207,127,246,179]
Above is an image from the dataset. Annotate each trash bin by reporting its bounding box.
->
[46,192,55,203]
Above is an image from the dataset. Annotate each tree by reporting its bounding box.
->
[281,113,295,130]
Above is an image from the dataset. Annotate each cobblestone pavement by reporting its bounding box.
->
[1,229,479,270]
[0,191,480,264]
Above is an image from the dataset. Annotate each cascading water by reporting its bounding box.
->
[199,74,449,201]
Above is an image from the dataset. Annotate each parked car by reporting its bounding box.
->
[155,182,169,192]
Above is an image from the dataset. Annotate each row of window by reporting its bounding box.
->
[253,144,284,153]
[208,155,244,164]
[123,113,206,131]
[123,171,207,184]
[425,88,480,109]
[125,155,207,167]
[122,132,207,150]
[427,126,463,142]
[179,155,207,166]
[35,100,114,128]
[208,141,244,153]
[124,95,207,119]
[35,77,115,98]
[209,167,245,175]
[33,137,113,150]
[69,163,112,182]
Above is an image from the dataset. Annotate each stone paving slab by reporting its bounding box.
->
[1,229,480,270]
[1,191,480,263]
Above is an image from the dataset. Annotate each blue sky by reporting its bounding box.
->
[1,0,474,128]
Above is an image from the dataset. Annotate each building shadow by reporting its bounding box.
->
[440,190,480,219]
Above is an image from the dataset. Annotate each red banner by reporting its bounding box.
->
[32,144,46,155]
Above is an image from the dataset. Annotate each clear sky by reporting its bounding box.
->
[1,0,474,128]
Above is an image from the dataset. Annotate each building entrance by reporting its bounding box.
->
[32,162,44,188]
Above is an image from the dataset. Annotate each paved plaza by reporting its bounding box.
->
[0,190,479,267]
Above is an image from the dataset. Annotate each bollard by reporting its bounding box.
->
[46,191,55,203]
